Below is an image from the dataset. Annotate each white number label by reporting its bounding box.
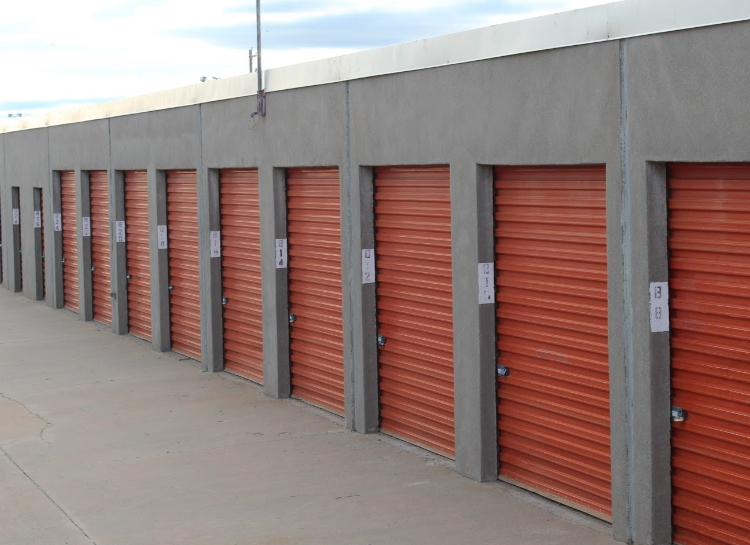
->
[81,217,91,237]
[116,221,126,243]
[34,211,42,228]
[12,209,19,225]
[362,249,375,284]
[157,225,168,249]
[53,213,62,231]
[210,231,221,258]
[275,238,288,269]
[650,282,669,333]
[478,263,495,304]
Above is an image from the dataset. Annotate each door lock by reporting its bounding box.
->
[61,258,66,263]
[222,297,228,306]
[289,313,296,324]
[671,406,687,423]
[377,334,386,347]
[91,266,96,272]
[496,365,510,377]
[126,274,132,280]
[168,285,174,291]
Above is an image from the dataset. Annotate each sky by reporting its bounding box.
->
[0,0,622,118]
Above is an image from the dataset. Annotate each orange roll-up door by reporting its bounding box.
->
[668,163,750,545]
[125,171,151,341]
[494,166,610,519]
[61,171,78,312]
[90,171,111,324]
[167,170,200,360]
[374,166,454,457]
[220,169,263,383]
[287,168,344,414]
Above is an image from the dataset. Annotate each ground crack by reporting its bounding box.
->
[0,392,52,445]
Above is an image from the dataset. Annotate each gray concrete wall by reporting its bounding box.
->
[3,20,750,545]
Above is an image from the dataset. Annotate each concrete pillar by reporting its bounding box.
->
[349,166,379,433]
[50,172,64,309]
[629,162,672,545]
[199,168,223,372]
[32,187,44,301]
[111,170,128,334]
[260,166,290,398]
[10,186,21,293]
[78,170,93,321]
[450,162,498,482]
[151,169,170,352]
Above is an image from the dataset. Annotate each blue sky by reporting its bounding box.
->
[0,0,620,117]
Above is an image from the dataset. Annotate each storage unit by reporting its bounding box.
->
[124,171,151,341]
[61,171,78,312]
[167,170,200,360]
[37,188,45,300]
[90,171,111,324]
[374,166,454,457]
[287,167,344,414]
[494,166,610,519]
[220,169,263,383]
[668,163,750,545]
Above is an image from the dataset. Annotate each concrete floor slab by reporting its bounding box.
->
[0,291,618,545]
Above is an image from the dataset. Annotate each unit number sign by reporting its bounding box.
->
[81,217,91,237]
[12,209,19,225]
[275,239,288,269]
[478,263,495,304]
[649,281,669,333]
[53,213,62,232]
[116,221,126,243]
[34,211,42,228]
[362,249,375,284]
[157,225,168,249]
[210,231,221,258]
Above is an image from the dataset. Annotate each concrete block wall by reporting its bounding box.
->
[2,20,750,545]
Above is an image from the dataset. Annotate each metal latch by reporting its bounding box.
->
[222,297,228,306]
[126,274,132,280]
[91,266,96,272]
[110,292,117,299]
[496,365,510,377]
[289,313,296,324]
[61,258,66,263]
[168,285,174,291]
[377,334,386,347]
[671,406,687,423]
[41,253,45,258]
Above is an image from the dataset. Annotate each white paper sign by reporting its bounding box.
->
[157,225,168,249]
[81,217,91,237]
[53,213,62,232]
[650,282,669,333]
[362,249,376,284]
[210,231,221,258]
[34,211,42,228]
[275,238,288,269]
[115,221,126,243]
[12,209,19,225]
[478,263,495,304]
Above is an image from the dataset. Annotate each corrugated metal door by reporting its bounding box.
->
[125,171,151,341]
[220,169,263,383]
[90,171,111,324]
[668,163,750,545]
[167,170,200,360]
[61,171,78,312]
[40,191,45,300]
[494,166,611,519]
[374,166,454,457]
[287,168,344,414]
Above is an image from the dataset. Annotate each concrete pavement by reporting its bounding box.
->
[0,290,618,545]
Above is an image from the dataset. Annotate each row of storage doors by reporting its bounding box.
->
[217,165,612,518]
[51,165,750,544]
